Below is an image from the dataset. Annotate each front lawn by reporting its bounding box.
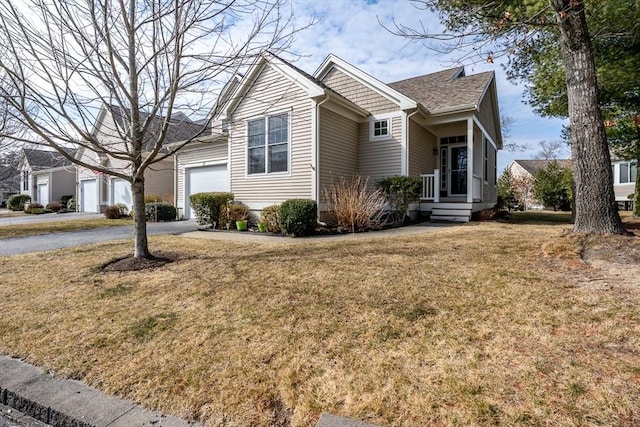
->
[1,216,639,426]
[0,218,133,239]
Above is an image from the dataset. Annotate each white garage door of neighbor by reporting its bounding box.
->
[37,183,49,206]
[81,179,98,213]
[112,179,132,212]
[186,164,229,219]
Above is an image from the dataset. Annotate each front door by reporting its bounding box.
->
[449,145,467,196]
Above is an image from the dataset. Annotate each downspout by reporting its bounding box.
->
[313,94,330,215]
[404,110,420,176]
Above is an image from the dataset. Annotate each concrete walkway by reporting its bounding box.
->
[183,221,457,244]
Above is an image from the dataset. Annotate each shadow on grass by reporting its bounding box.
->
[508,210,573,225]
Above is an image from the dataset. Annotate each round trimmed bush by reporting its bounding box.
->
[7,194,31,211]
[278,199,317,237]
[145,202,177,222]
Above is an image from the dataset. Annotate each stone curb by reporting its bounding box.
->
[0,357,201,427]
[316,413,382,427]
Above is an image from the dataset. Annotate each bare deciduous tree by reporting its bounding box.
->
[535,140,569,161]
[0,0,304,258]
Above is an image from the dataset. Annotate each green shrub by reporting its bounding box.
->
[261,204,281,233]
[144,194,163,204]
[46,202,62,212]
[60,195,74,208]
[145,202,177,222]
[7,194,30,211]
[189,192,234,228]
[376,176,422,225]
[67,197,77,210]
[278,199,317,237]
[104,204,129,219]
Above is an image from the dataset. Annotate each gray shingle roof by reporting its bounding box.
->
[513,159,572,176]
[108,105,208,150]
[23,148,75,171]
[388,67,494,113]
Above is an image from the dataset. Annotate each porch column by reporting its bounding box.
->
[466,117,473,203]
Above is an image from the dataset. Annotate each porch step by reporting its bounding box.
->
[430,215,470,223]
[430,206,471,223]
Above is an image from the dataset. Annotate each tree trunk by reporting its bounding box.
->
[551,0,627,234]
[132,175,151,258]
[635,155,640,217]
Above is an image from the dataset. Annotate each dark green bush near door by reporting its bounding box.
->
[145,202,177,222]
[189,192,234,228]
[278,199,317,236]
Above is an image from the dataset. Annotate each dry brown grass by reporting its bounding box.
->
[0,218,133,238]
[1,216,640,426]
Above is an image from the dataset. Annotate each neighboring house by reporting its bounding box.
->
[19,148,76,206]
[506,159,571,209]
[76,105,204,213]
[0,151,21,206]
[611,158,637,210]
[175,52,503,222]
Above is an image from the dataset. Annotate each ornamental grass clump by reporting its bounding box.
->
[324,175,387,233]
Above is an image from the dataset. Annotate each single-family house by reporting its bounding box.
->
[175,53,503,222]
[506,159,571,210]
[19,148,76,206]
[611,158,637,210]
[76,104,205,213]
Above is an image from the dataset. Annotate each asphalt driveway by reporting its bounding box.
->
[0,220,198,256]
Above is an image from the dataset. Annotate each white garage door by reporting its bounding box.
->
[111,179,132,212]
[185,164,229,219]
[37,183,49,206]
[81,179,98,213]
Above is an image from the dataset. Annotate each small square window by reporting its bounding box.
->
[370,118,392,140]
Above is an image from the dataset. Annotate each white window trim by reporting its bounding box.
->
[369,114,395,141]
[245,109,292,178]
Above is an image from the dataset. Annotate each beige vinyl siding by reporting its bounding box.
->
[144,158,174,200]
[318,107,359,201]
[175,142,228,207]
[408,118,436,177]
[229,63,313,205]
[359,116,402,184]
[482,143,497,203]
[321,68,399,114]
[50,169,76,202]
[476,87,498,144]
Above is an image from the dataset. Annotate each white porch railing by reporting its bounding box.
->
[473,175,482,201]
[421,169,440,202]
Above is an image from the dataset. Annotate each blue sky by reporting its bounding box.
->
[284,0,570,172]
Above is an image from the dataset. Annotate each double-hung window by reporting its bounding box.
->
[247,113,289,175]
[619,161,637,184]
[23,171,28,191]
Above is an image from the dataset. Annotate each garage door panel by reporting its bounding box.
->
[81,179,97,213]
[37,183,49,206]
[112,179,132,212]
[185,164,228,219]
